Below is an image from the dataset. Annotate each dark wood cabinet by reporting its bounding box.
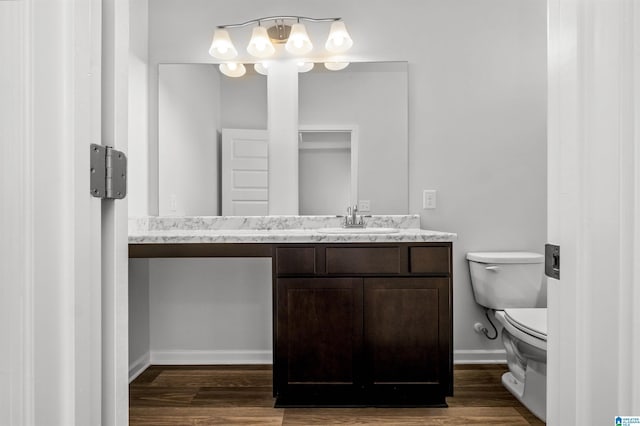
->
[275,278,363,404]
[273,243,452,407]
[363,277,450,405]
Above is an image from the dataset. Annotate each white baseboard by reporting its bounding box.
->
[454,349,506,364]
[129,352,151,383]
[150,349,273,365]
[136,349,502,373]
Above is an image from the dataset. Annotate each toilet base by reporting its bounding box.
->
[501,370,546,422]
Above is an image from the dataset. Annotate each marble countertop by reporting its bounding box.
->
[128,215,457,244]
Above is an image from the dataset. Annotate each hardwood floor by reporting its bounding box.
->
[129,364,545,425]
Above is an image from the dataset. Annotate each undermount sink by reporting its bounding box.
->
[316,227,400,235]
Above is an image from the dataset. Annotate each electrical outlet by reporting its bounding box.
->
[423,190,437,209]
[359,200,371,212]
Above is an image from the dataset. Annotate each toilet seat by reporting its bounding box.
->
[504,308,547,341]
[495,308,547,351]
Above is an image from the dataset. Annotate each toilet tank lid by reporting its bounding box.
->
[466,251,544,264]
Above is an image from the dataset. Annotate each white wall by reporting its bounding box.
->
[129,0,547,364]
[128,260,150,378]
[149,258,273,364]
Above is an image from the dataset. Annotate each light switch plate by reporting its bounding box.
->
[359,200,371,212]
[423,190,437,209]
[170,194,178,212]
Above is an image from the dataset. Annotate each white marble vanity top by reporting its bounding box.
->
[128,215,457,244]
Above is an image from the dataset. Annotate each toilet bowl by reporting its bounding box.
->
[495,308,547,422]
[466,251,547,422]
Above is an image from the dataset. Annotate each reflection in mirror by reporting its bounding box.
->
[157,61,407,216]
[221,128,269,215]
[298,125,357,215]
[158,64,267,216]
[299,62,408,215]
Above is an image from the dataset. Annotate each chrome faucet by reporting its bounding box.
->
[344,205,365,228]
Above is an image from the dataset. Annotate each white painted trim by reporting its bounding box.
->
[631,0,640,407]
[618,0,640,411]
[1,1,34,424]
[150,350,273,365]
[128,353,151,383]
[102,0,130,424]
[69,0,104,421]
[454,349,506,365]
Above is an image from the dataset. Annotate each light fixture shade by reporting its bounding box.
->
[325,21,353,53]
[324,61,349,71]
[247,26,276,58]
[296,61,314,73]
[219,62,246,78]
[209,29,238,59]
[285,23,313,54]
[254,62,269,75]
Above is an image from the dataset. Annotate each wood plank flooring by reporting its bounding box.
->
[130,364,545,425]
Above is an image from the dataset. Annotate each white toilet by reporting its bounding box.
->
[466,251,547,422]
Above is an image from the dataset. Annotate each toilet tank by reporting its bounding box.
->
[466,252,545,309]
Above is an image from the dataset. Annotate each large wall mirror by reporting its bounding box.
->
[157,61,408,216]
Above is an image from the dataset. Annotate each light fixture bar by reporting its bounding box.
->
[210,15,354,72]
[217,16,342,30]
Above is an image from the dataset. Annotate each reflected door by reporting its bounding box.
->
[222,128,269,215]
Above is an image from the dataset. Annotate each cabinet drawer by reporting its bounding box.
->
[409,246,450,274]
[326,247,400,274]
[277,247,316,274]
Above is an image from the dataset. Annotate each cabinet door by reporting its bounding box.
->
[363,277,450,405]
[275,278,363,405]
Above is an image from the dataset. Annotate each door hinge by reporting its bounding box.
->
[545,243,560,279]
[90,144,127,199]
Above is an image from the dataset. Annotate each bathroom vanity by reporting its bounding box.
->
[129,215,456,407]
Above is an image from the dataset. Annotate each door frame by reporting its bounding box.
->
[102,0,131,424]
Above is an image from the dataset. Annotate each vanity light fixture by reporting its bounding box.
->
[247,25,276,58]
[285,23,313,55]
[219,62,247,78]
[208,29,238,60]
[254,61,269,76]
[324,61,350,71]
[296,61,314,73]
[325,21,353,53]
[209,15,353,77]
